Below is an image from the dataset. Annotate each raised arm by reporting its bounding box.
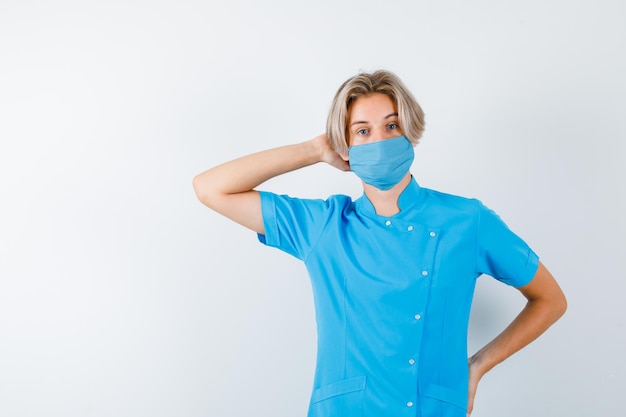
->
[192,134,349,234]
[466,261,567,415]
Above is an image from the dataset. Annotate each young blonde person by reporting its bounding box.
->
[193,70,566,417]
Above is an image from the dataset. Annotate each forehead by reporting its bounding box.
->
[348,93,397,121]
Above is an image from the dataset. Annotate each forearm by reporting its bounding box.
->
[193,139,321,200]
[193,134,347,234]
[466,263,565,414]
[469,296,565,375]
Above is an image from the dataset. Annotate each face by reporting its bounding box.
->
[348,93,403,146]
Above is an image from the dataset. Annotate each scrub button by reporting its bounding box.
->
[429,231,436,237]
[385,220,392,226]
[407,225,414,231]
[408,358,415,365]
[421,270,429,276]
[414,314,422,320]
[407,401,414,407]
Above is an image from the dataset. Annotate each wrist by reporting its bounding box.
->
[468,351,492,377]
[306,135,326,164]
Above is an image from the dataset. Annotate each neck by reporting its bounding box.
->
[362,173,412,216]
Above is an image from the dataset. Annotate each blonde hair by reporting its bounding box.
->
[326,70,425,156]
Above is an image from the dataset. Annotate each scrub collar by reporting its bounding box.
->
[355,176,426,219]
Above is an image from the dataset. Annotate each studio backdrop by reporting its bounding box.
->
[0,1,624,416]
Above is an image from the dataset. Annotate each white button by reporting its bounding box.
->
[408,358,415,365]
[407,226,414,231]
[385,220,392,226]
[421,270,429,276]
[407,401,414,407]
[429,231,436,237]
[414,314,422,320]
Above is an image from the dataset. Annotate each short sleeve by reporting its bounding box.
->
[257,191,341,261]
[475,201,539,288]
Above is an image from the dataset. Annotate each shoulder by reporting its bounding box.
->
[420,188,520,241]
[420,187,483,218]
[260,190,354,214]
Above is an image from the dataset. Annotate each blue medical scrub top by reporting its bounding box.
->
[257,177,539,417]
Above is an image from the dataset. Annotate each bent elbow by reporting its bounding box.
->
[556,292,568,319]
[192,174,216,208]
[545,290,568,325]
[192,174,202,195]
[192,174,204,200]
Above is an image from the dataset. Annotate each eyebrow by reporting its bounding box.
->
[350,112,399,127]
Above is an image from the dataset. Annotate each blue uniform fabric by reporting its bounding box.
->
[257,177,539,417]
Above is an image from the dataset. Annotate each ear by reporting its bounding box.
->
[340,138,350,161]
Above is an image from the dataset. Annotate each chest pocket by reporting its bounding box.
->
[309,376,366,417]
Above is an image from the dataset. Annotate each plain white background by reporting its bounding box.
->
[1,0,624,416]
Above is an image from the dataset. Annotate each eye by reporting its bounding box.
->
[388,123,399,130]
[356,128,369,135]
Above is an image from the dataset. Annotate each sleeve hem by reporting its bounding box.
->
[513,249,540,288]
[257,191,280,248]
